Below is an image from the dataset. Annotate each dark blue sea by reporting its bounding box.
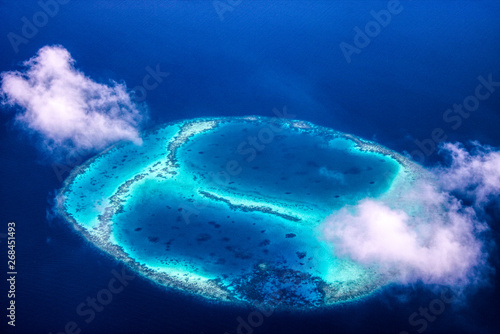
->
[1,1,500,333]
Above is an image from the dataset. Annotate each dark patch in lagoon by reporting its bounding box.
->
[259,239,270,246]
[148,236,159,243]
[208,221,221,228]
[344,167,361,174]
[296,251,307,259]
[196,233,212,242]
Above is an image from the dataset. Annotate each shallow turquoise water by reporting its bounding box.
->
[59,116,419,308]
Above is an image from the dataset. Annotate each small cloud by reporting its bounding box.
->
[0,45,146,157]
[321,196,484,287]
[436,142,500,207]
[320,143,497,288]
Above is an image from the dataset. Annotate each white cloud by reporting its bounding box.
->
[320,143,497,287]
[0,45,145,156]
[436,142,500,207]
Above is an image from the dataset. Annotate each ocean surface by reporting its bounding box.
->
[1,1,500,333]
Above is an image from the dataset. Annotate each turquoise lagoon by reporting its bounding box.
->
[58,117,423,309]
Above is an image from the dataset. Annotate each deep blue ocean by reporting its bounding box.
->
[1,1,500,333]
